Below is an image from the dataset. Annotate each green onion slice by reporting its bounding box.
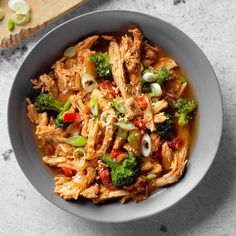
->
[113,97,125,114]
[7,19,15,31]
[142,72,156,82]
[128,131,136,143]
[117,127,128,139]
[11,12,30,25]
[150,83,162,97]
[100,111,113,126]
[147,173,156,180]
[73,147,85,157]
[66,135,87,147]
[117,121,135,131]
[89,98,99,116]
[81,73,97,92]
[8,0,30,14]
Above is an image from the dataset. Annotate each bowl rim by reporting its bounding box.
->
[8,9,223,223]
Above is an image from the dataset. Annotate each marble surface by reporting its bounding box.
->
[1,0,236,235]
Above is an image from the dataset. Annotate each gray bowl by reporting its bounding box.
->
[8,10,223,223]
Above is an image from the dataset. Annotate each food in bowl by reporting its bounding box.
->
[26,27,198,204]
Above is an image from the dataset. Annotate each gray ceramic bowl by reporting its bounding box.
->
[8,10,223,223]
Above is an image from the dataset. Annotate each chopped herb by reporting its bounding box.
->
[8,19,14,31]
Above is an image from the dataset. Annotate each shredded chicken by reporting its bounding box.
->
[91,89,113,110]
[81,184,99,199]
[36,125,66,143]
[176,82,187,98]
[109,40,128,99]
[124,97,142,119]
[43,156,74,169]
[120,28,142,95]
[152,99,168,114]
[26,98,39,124]
[155,57,178,71]
[31,73,58,96]
[161,142,174,172]
[154,112,167,123]
[155,125,189,187]
[150,133,161,152]
[87,118,100,159]
[143,95,155,131]
[93,185,128,204]
[96,110,116,157]
[75,35,99,52]
[142,41,159,67]
[54,176,85,200]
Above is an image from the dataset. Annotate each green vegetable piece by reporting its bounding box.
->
[73,147,85,157]
[0,10,5,21]
[34,93,64,113]
[128,131,136,143]
[90,53,112,79]
[146,173,156,180]
[173,99,198,125]
[117,127,128,139]
[156,116,173,138]
[55,100,71,128]
[113,97,125,114]
[66,135,87,147]
[156,68,171,85]
[117,121,135,131]
[102,153,139,187]
[8,19,14,31]
[89,98,99,116]
[178,74,188,84]
[142,80,151,93]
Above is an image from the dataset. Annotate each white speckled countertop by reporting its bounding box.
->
[1,0,236,235]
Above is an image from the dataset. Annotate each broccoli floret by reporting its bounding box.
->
[34,93,63,113]
[55,100,71,129]
[102,153,139,187]
[156,116,173,138]
[141,80,151,93]
[156,68,171,85]
[173,99,198,125]
[90,53,112,79]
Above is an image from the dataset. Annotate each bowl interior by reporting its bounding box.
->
[8,10,222,222]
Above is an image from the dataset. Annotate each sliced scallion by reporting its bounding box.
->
[117,121,135,131]
[89,98,99,116]
[117,127,128,139]
[128,131,136,143]
[8,0,30,14]
[8,19,14,31]
[150,83,162,97]
[147,173,156,180]
[81,73,97,92]
[142,72,156,82]
[66,135,87,147]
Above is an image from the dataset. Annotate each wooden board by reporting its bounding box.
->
[0,0,86,48]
